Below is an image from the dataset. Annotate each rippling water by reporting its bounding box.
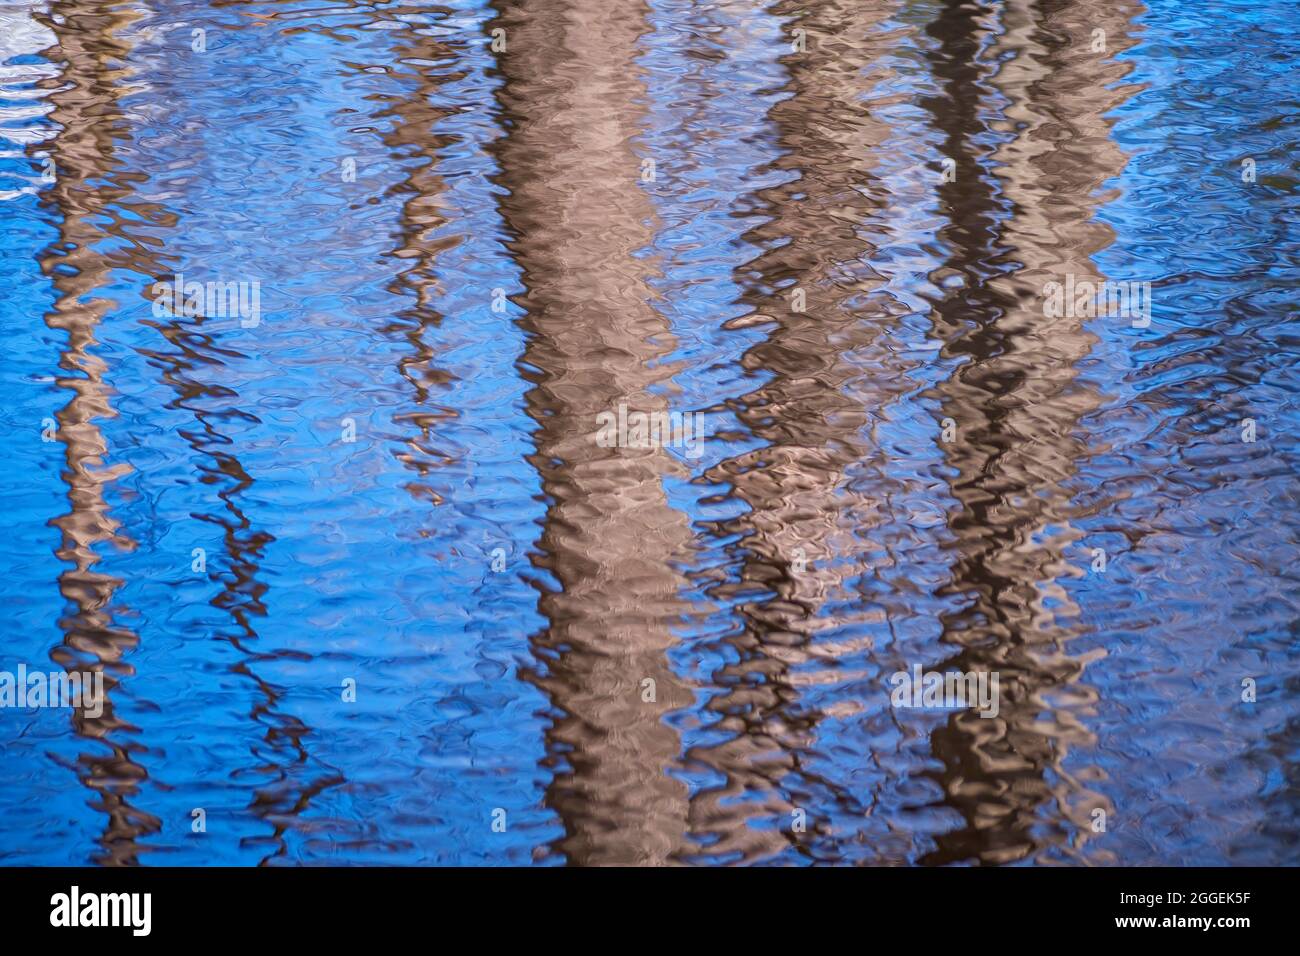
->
[1,0,1296,866]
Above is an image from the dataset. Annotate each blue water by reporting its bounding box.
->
[0,0,1296,865]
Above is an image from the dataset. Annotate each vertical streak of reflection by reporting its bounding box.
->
[920,0,1141,864]
[489,0,693,864]
[34,0,158,866]
[132,6,357,864]
[140,272,336,863]
[688,0,917,863]
[371,19,460,501]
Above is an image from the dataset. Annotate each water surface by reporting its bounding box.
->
[0,0,1297,865]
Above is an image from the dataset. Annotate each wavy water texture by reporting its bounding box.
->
[0,0,1296,865]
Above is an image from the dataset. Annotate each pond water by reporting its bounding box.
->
[0,0,1296,865]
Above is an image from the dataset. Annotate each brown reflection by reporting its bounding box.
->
[33,0,158,865]
[920,0,1141,864]
[370,16,461,502]
[128,8,351,864]
[139,280,342,864]
[36,0,349,864]
[690,0,915,863]
[489,0,693,865]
